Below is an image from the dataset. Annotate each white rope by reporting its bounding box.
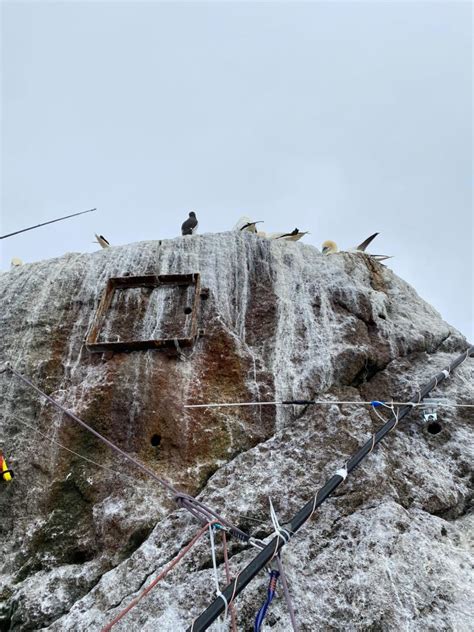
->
[185,400,473,409]
[208,524,229,632]
[389,404,400,431]
[269,497,292,546]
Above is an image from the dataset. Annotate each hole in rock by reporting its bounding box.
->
[427,421,442,435]
[184,307,192,315]
[68,549,94,565]
[150,434,162,447]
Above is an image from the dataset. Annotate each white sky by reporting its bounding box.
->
[1,1,472,339]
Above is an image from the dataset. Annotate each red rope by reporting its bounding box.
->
[102,521,217,632]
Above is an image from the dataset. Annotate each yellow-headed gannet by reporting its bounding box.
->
[321,240,338,254]
[10,257,23,267]
[322,233,391,261]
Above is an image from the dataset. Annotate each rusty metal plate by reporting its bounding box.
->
[86,273,203,353]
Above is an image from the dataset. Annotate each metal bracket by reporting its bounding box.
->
[421,398,447,423]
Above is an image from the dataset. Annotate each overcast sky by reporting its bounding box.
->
[1,1,472,339]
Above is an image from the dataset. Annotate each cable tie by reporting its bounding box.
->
[370,400,384,408]
[441,369,450,379]
[216,591,229,621]
[335,466,348,480]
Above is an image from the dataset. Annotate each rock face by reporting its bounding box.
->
[0,232,472,632]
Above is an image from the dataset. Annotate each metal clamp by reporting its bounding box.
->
[421,398,447,423]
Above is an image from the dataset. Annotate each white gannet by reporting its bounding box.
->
[273,228,309,242]
[233,216,263,233]
[10,257,23,267]
[94,234,110,248]
[322,233,391,261]
[181,211,198,236]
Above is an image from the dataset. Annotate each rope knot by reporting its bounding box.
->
[269,498,291,546]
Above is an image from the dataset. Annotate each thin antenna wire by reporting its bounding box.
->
[0,208,97,240]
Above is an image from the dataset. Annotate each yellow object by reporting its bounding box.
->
[1,452,13,482]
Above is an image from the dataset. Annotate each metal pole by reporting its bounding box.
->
[0,208,96,240]
[188,346,474,632]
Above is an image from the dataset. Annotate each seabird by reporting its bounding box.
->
[274,228,309,242]
[322,233,391,261]
[321,240,338,254]
[233,216,264,233]
[94,234,110,249]
[267,228,309,241]
[351,232,379,252]
[181,211,198,236]
[10,257,23,267]
[241,220,263,232]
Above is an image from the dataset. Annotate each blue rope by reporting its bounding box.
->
[254,569,280,632]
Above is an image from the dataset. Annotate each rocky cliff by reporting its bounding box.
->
[0,232,472,631]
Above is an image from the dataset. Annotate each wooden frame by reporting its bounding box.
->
[86,273,203,353]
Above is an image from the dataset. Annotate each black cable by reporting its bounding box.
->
[0,208,96,240]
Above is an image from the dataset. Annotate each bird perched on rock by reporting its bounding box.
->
[322,233,391,261]
[233,216,263,233]
[181,211,198,236]
[10,257,23,267]
[274,228,309,242]
[266,228,308,241]
[94,234,110,249]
